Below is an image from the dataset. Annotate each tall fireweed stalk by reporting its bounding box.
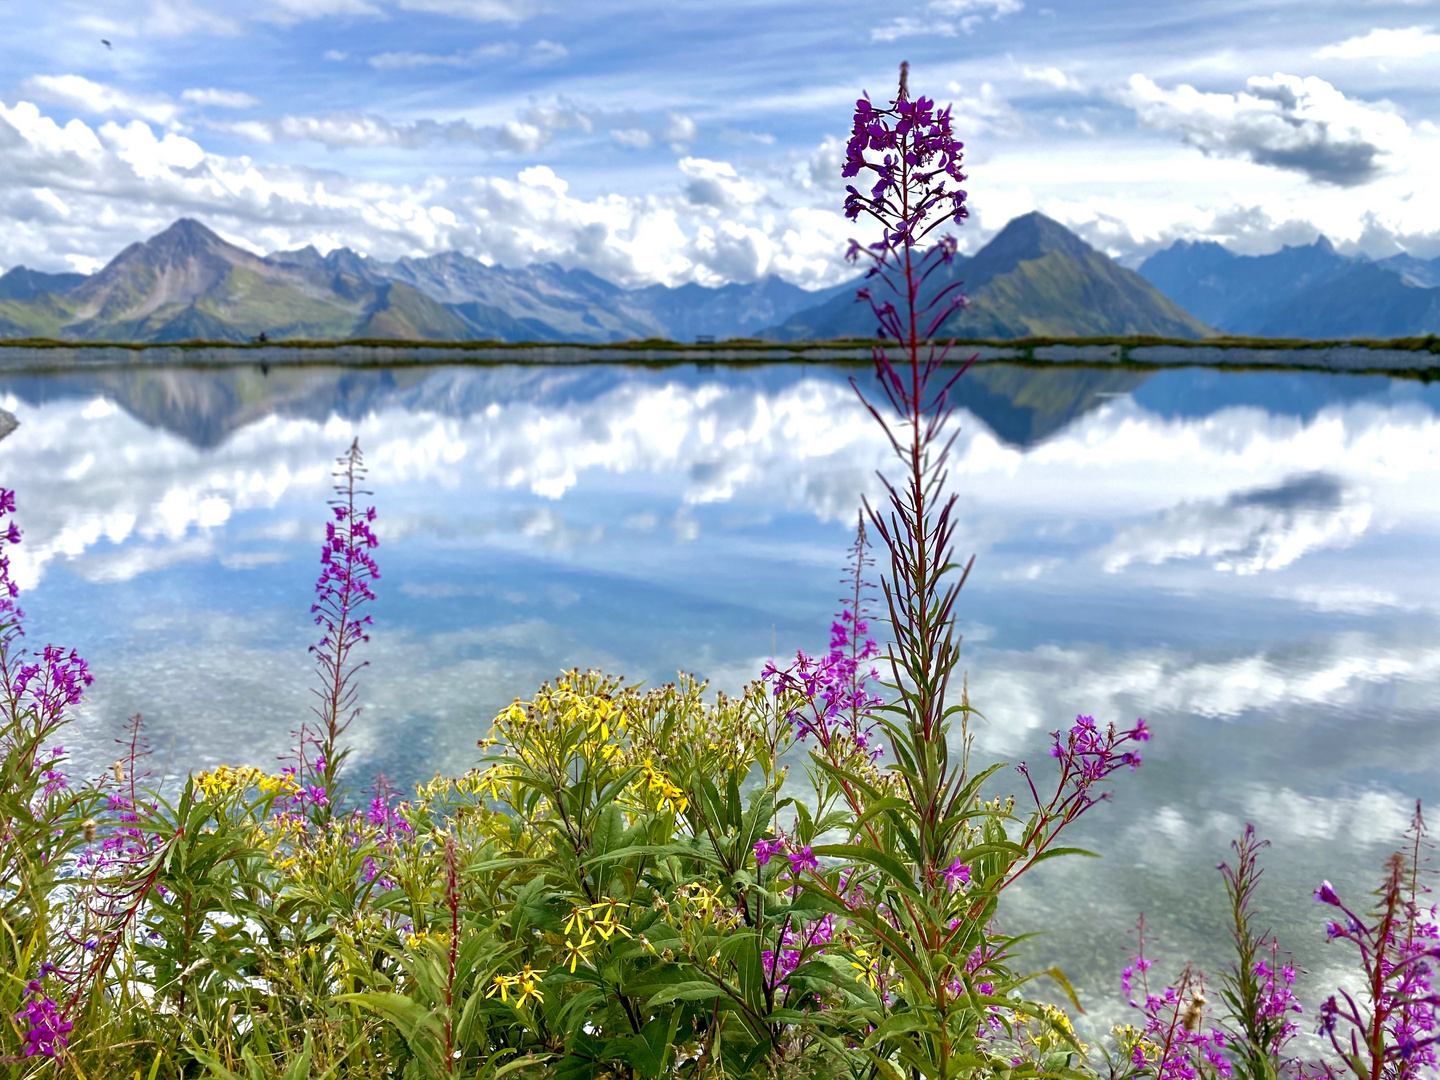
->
[1313,804,1440,1080]
[305,437,380,816]
[750,62,1152,1080]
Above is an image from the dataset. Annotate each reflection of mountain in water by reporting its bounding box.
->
[954,366,1149,445]
[0,362,1153,450]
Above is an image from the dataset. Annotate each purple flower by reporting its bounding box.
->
[787,845,819,876]
[15,986,71,1058]
[1314,879,1341,906]
[754,838,785,867]
[942,857,970,891]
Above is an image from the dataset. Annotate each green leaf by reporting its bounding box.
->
[1028,846,1101,864]
[1042,966,1085,1014]
[809,844,920,896]
[645,980,727,1007]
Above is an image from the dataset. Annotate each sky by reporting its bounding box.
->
[1,0,1438,285]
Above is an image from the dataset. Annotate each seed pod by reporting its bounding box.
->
[1182,991,1206,1032]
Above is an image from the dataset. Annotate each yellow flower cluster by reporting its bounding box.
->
[263,813,310,872]
[1022,1003,1087,1057]
[492,673,633,774]
[194,764,302,800]
[195,765,262,799]
[669,883,739,932]
[1112,1023,1152,1065]
[564,898,632,942]
[623,677,769,780]
[637,757,688,814]
[487,965,544,1004]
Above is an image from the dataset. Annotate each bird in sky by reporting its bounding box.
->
[101,39,111,48]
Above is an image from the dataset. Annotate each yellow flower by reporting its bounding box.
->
[588,899,632,941]
[195,764,265,799]
[487,973,519,1001]
[561,931,594,973]
[563,905,587,935]
[516,972,544,1005]
[851,947,881,990]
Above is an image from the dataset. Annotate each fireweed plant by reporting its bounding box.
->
[0,64,1436,1080]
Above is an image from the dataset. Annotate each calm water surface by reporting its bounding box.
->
[4,358,1440,1038]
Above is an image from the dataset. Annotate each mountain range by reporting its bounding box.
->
[0,214,1437,345]
[1137,237,1440,339]
[0,220,854,345]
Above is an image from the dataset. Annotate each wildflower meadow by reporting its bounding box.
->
[3,65,1439,1080]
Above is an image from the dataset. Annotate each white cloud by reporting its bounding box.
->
[526,39,568,65]
[21,75,183,127]
[610,128,652,150]
[367,43,516,68]
[969,633,1440,755]
[260,0,382,20]
[944,81,1025,137]
[1315,25,1440,59]
[1118,72,1411,186]
[392,0,531,19]
[1238,787,1412,846]
[1021,66,1083,92]
[215,103,592,151]
[0,97,867,287]
[0,371,888,589]
[719,129,777,146]
[181,88,261,109]
[679,156,763,209]
[133,0,243,36]
[217,113,477,148]
[872,0,1021,40]
[497,121,546,153]
[663,111,697,149]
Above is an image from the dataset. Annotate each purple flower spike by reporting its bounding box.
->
[301,439,379,816]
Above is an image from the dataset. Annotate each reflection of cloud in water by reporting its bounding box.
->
[1100,473,1371,574]
[1239,787,1412,846]
[0,376,890,587]
[5,373,1440,593]
[969,632,1440,751]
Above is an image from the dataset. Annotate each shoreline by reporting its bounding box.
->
[0,334,1437,375]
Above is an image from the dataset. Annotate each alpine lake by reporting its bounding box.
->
[4,351,1440,1042]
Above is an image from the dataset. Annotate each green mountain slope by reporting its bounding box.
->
[0,292,77,338]
[768,212,1211,341]
[354,283,477,340]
